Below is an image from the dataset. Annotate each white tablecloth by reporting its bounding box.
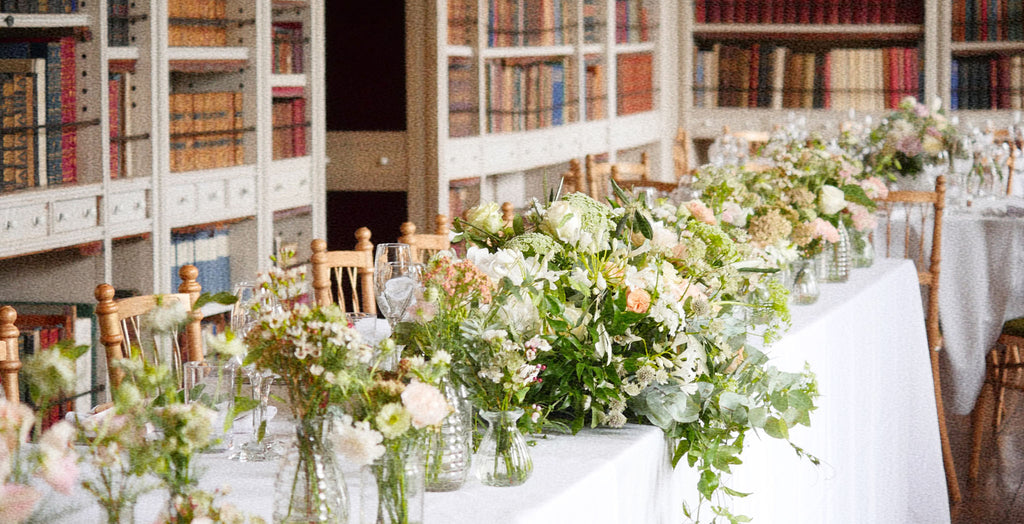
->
[938,206,1024,415]
[57,259,948,523]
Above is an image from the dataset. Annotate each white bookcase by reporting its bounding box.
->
[0,0,325,303]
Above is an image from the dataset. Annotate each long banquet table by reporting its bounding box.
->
[63,258,948,523]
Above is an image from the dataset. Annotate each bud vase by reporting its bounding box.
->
[360,439,425,524]
[824,221,851,282]
[850,229,874,268]
[273,417,349,524]
[788,257,821,305]
[472,408,532,487]
[424,374,472,492]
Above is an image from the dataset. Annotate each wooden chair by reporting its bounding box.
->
[970,323,1024,484]
[310,229,376,313]
[398,214,451,264]
[95,265,203,391]
[560,158,585,195]
[877,175,960,504]
[674,128,693,180]
[0,305,21,403]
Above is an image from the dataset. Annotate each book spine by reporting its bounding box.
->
[59,36,75,184]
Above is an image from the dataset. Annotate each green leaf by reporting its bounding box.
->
[193,291,238,309]
[634,209,653,239]
[747,406,767,428]
[788,390,814,411]
[764,417,789,440]
[610,177,630,204]
[842,183,876,209]
[721,485,752,498]
[698,469,720,499]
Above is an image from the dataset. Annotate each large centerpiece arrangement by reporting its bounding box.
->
[412,187,821,518]
[859,95,959,185]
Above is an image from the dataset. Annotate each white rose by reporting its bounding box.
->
[818,185,847,215]
[465,201,504,235]
[921,134,944,155]
[541,201,582,244]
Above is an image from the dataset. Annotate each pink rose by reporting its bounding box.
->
[625,288,652,314]
[848,203,878,232]
[0,484,42,523]
[812,218,840,243]
[401,381,451,429]
[686,200,717,225]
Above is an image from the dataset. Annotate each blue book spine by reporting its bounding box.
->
[551,62,564,126]
[216,228,230,294]
[950,59,959,110]
[553,0,563,45]
[44,41,61,186]
[989,0,998,41]
[966,0,977,41]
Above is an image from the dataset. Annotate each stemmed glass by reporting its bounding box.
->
[229,281,279,462]
[373,251,423,370]
[950,135,974,209]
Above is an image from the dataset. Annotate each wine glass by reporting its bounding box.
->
[229,281,279,462]
[950,136,974,209]
[374,260,424,370]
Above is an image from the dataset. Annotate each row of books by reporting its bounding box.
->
[168,0,228,47]
[109,67,133,179]
[615,0,652,44]
[9,302,95,424]
[616,52,654,115]
[693,44,922,111]
[109,0,130,47]
[272,21,305,75]
[486,57,576,134]
[448,0,477,46]
[951,55,1024,109]
[694,0,924,25]
[952,0,1024,42]
[0,0,77,13]
[272,96,308,160]
[585,57,607,120]
[449,58,478,137]
[487,0,576,47]
[170,225,232,296]
[0,38,77,195]
[169,91,244,173]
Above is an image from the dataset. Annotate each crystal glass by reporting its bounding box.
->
[473,408,532,487]
[789,258,821,305]
[274,417,349,524]
[850,229,874,269]
[950,136,974,209]
[359,440,425,524]
[424,374,472,492]
[824,221,851,283]
[183,359,237,453]
[229,281,278,462]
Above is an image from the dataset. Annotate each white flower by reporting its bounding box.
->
[817,185,847,215]
[465,246,517,282]
[309,364,325,376]
[204,331,247,358]
[147,299,190,333]
[432,349,452,365]
[401,380,451,429]
[330,417,385,466]
[465,201,505,235]
[375,403,411,439]
[594,325,613,365]
[541,201,583,244]
[922,134,944,155]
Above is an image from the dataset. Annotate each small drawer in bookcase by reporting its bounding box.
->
[166,184,198,218]
[228,177,256,213]
[108,191,148,224]
[197,181,227,209]
[0,203,47,242]
[52,197,99,233]
[269,172,310,207]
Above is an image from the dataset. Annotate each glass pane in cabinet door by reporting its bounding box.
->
[449,57,479,138]
[615,0,656,44]
[448,0,477,46]
[585,54,608,121]
[584,0,608,44]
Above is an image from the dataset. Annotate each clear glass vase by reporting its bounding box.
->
[360,439,425,524]
[101,502,135,524]
[824,221,851,282]
[788,257,821,305]
[472,408,532,487]
[273,417,349,524]
[424,374,472,492]
[850,228,874,268]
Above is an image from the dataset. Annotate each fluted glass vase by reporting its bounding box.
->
[360,439,425,524]
[788,257,821,305]
[472,408,532,487]
[273,417,349,524]
[824,221,851,282]
[424,374,472,492]
[850,228,874,268]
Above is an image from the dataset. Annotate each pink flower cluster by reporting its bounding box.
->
[810,218,840,243]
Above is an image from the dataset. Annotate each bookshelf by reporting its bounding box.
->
[0,1,325,309]
[680,0,943,149]
[333,0,674,227]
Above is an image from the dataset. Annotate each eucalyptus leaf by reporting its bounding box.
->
[764,417,789,440]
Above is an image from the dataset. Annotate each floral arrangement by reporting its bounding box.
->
[863,95,959,180]
[693,137,887,261]
[452,188,817,517]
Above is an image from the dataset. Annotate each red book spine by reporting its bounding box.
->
[109,76,121,179]
[980,0,990,41]
[822,52,832,108]
[746,0,760,23]
[723,0,736,23]
[736,0,747,24]
[853,0,868,23]
[882,0,896,23]
[708,0,722,23]
[748,44,760,107]
[772,0,786,23]
[59,36,76,184]
[999,56,1011,108]
[292,97,306,156]
[695,0,706,23]
[904,47,917,100]
[799,0,811,23]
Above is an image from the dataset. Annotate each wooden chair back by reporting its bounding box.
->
[399,214,451,264]
[876,175,960,503]
[0,305,21,403]
[674,128,693,179]
[560,158,585,195]
[95,265,202,390]
[310,228,376,314]
[584,154,613,200]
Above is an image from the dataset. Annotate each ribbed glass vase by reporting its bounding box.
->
[423,374,472,492]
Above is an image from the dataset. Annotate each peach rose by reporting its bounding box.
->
[625,288,651,314]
